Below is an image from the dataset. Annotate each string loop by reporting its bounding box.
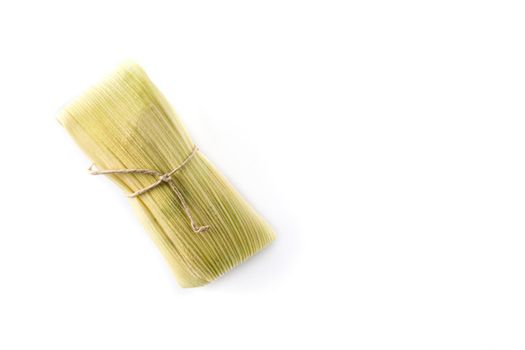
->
[89,146,209,233]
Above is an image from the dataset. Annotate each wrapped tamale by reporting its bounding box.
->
[58,63,275,287]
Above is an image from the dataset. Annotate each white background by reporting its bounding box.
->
[1,1,525,349]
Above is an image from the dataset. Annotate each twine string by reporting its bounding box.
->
[88,145,209,233]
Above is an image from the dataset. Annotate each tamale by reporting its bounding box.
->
[58,63,275,287]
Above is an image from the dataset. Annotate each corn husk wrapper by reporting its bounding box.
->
[58,63,275,287]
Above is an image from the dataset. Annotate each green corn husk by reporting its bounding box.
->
[58,63,275,287]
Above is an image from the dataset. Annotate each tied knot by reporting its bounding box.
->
[88,146,210,233]
[159,174,172,183]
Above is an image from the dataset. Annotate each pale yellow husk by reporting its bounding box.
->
[58,63,275,287]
